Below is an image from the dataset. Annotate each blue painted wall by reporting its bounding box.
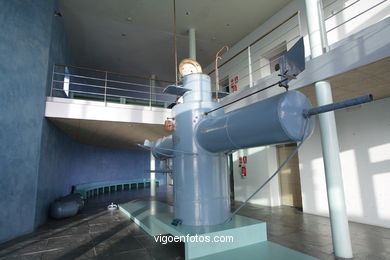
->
[0,0,57,242]
[69,144,150,185]
[0,0,154,243]
[35,127,153,227]
[33,0,75,227]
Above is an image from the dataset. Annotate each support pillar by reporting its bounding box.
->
[150,151,156,198]
[248,46,253,88]
[305,0,353,258]
[188,28,196,60]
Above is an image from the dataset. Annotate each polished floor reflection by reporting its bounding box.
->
[0,185,389,259]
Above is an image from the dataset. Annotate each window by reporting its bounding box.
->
[220,76,230,93]
[263,42,287,74]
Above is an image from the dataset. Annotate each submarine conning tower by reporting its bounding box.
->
[150,72,315,226]
[172,73,230,226]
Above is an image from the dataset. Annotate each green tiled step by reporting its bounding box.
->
[119,201,318,260]
[194,241,317,260]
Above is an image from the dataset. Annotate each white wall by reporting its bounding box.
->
[299,97,390,228]
[45,97,171,124]
[206,0,390,214]
[205,0,390,92]
[233,146,281,206]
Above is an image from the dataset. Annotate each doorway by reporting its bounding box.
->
[276,143,303,209]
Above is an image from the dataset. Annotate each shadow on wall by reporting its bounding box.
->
[232,146,280,207]
[299,97,390,228]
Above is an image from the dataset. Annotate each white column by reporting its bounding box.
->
[248,46,253,88]
[150,151,156,198]
[305,0,353,258]
[188,28,196,60]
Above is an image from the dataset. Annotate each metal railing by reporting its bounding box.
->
[50,64,176,108]
[210,0,389,93]
[209,13,301,93]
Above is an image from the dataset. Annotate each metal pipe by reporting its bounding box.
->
[215,46,229,101]
[305,0,353,258]
[198,91,315,153]
[173,0,178,85]
[188,28,196,60]
[305,94,373,117]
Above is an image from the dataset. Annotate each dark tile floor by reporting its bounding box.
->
[0,185,389,260]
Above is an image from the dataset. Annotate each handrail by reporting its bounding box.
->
[54,79,160,94]
[208,12,298,75]
[54,71,166,89]
[50,64,176,108]
[55,63,174,84]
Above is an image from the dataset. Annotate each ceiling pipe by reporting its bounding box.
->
[215,46,229,101]
[188,28,196,60]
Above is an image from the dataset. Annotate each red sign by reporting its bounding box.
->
[230,76,239,92]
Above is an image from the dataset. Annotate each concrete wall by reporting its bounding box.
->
[299,97,390,228]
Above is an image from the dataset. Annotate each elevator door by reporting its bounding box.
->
[277,143,302,209]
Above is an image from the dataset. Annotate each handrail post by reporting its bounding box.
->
[50,65,55,97]
[248,46,253,88]
[149,74,156,109]
[149,78,152,108]
[104,71,107,106]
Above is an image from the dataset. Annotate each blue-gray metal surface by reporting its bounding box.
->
[163,85,190,96]
[305,94,373,117]
[50,194,84,219]
[151,74,230,225]
[150,74,317,226]
[171,74,230,226]
[279,38,305,75]
[197,90,315,153]
[151,135,174,160]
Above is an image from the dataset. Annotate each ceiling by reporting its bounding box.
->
[58,0,291,81]
[299,56,390,106]
[49,118,170,150]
